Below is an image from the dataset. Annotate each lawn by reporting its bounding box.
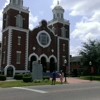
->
[0,80,61,88]
[80,75,100,81]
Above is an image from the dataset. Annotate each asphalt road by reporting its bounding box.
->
[0,82,100,100]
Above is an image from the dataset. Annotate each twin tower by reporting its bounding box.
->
[1,0,70,77]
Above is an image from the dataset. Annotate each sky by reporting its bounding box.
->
[0,0,100,57]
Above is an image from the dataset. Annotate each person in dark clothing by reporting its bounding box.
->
[52,70,56,85]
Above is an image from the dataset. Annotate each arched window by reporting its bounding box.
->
[52,27,56,33]
[16,14,23,28]
[13,0,16,4]
[61,13,63,19]
[5,15,8,27]
[53,14,55,19]
[17,0,20,5]
[61,26,66,37]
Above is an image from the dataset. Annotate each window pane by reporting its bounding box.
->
[39,33,49,45]
[16,52,21,64]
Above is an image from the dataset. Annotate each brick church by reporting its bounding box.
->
[1,0,70,77]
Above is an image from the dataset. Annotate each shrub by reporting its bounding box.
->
[23,72,31,77]
[23,77,32,82]
[34,79,42,83]
[14,74,23,80]
[23,73,32,82]
[43,76,50,80]
[44,79,49,82]
[0,75,6,81]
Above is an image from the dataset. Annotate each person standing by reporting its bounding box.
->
[59,71,64,84]
[52,70,56,85]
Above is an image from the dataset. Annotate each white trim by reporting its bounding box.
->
[36,30,51,48]
[39,54,49,62]
[16,51,21,53]
[25,31,29,71]
[57,36,59,72]
[48,19,70,26]
[29,53,38,61]
[7,29,12,65]
[3,4,29,14]
[4,65,15,77]
[2,26,29,33]
[49,55,57,63]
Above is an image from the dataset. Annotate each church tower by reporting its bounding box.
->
[1,0,29,76]
[48,1,70,72]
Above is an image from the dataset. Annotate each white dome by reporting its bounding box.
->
[54,5,63,10]
[53,1,64,12]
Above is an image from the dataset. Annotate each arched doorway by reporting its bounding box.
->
[41,57,47,72]
[7,67,13,77]
[50,58,55,72]
[30,56,37,72]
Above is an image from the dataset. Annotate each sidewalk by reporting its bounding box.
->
[55,77,97,84]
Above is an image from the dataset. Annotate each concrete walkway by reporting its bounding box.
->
[55,77,98,84]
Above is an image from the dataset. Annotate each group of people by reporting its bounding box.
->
[51,70,65,85]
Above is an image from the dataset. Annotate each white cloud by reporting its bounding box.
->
[90,12,100,21]
[51,0,60,9]
[70,45,82,56]
[29,12,38,23]
[71,17,100,42]
[29,24,34,30]
[29,11,38,30]
[51,0,100,16]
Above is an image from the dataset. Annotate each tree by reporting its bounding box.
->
[79,40,100,74]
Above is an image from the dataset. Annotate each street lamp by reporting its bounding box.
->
[89,61,92,81]
[64,59,67,82]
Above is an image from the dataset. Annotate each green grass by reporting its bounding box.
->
[80,75,100,81]
[0,80,61,88]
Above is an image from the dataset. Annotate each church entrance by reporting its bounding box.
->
[41,57,46,72]
[7,67,13,77]
[50,58,55,72]
[30,56,37,72]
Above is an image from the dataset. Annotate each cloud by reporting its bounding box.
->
[70,45,82,56]
[71,17,100,42]
[51,0,100,16]
[29,11,38,23]
[29,24,34,30]
[51,0,61,9]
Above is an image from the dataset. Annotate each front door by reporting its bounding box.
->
[7,67,13,77]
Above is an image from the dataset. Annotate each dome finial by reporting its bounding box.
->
[57,0,59,5]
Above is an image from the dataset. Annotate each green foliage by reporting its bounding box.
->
[14,74,23,80]
[23,73,32,82]
[79,40,100,74]
[23,73,31,77]
[23,77,32,82]
[0,75,6,81]
[44,79,49,82]
[42,76,50,80]
[34,79,42,83]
